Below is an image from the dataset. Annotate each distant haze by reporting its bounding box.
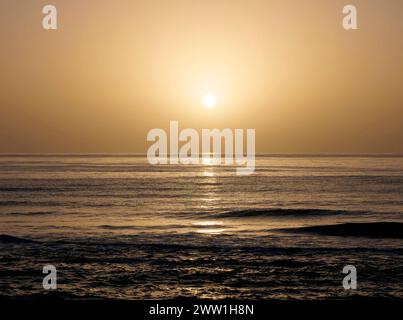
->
[0,0,402,153]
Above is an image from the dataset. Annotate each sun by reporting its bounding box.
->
[202,94,217,108]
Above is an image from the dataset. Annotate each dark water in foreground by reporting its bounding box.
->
[0,156,402,299]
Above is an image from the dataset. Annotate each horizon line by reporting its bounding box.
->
[0,153,402,157]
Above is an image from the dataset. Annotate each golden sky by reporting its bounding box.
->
[0,0,402,153]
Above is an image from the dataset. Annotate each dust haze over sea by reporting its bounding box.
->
[0,155,402,299]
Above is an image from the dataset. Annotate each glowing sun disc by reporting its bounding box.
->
[203,94,217,108]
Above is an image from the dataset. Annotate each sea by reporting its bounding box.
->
[0,155,402,299]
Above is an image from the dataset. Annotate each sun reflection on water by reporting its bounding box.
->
[192,221,226,234]
[192,221,223,226]
[196,228,227,234]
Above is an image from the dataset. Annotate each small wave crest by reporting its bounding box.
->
[282,222,403,239]
[2,211,55,216]
[0,234,37,243]
[209,208,354,219]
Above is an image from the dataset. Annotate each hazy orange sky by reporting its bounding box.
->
[0,0,402,154]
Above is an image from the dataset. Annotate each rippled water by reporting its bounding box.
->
[0,156,402,299]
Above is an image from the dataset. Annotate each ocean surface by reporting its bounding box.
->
[0,155,402,299]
